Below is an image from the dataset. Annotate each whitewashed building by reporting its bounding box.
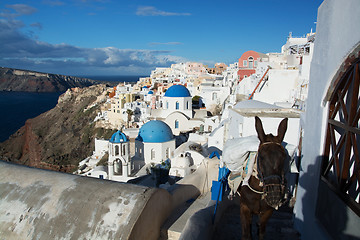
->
[133,120,176,168]
[107,130,132,182]
[232,31,315,109]
[79,130,136,183]
[208,100,302,152]
[169,141,208,178]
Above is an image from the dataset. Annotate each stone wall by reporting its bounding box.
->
[0,161,172,239]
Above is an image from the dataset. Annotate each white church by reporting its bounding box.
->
[132,120,176,169]
[77,129,135,182]
[107,130,132,181]
[150,84,213,135]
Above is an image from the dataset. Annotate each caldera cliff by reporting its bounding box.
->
[0,67,96,92]
[0,84,115,172]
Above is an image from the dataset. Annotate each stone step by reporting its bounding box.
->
[212,204,300,240]
[160,193,212,240]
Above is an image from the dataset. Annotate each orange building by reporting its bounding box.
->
[237,50,268,81]
[207,63,228,75]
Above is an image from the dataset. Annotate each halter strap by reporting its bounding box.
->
[247,182,264,194]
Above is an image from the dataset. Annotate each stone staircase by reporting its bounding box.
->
[160,191,300,240]
[212,204,300,240]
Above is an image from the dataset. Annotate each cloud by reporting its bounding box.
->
[0,4,37,20]
[149,42,183,46]
[5,4,37,16]
[0,16,187,75]
[136,6,191,16]
[30,22,43,30]
[42,0,66,6]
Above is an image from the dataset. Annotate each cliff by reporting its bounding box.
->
[0,84,115,172]
[0,67,97,92]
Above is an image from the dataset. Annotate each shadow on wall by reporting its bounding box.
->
[296,156,360,240]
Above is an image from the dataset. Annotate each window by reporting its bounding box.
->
[254,60,258,67]
[212,92,218,101]
[151,148,155,160]
[175,120,179,129]
[243,60,247,67]
[166,148,170,159]
[248,57,254,68]
[122,145,126,156]
[115,145,119,155]
[186,101,189,109]
[200,124,204,132]
[166,101,169,109]
[176,101,179,110]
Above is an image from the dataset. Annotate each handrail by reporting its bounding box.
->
[248,67,271,100]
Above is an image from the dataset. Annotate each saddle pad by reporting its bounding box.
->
[222,136,260,172]
[227,151,257,196]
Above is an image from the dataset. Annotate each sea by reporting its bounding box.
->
[0,75,144,142]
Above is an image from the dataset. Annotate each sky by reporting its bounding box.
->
[0,0,323,76]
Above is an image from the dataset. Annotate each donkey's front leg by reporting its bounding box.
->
[240,203,253,240]
[258,209,274,240]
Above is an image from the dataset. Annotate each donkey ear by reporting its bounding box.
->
[277,118,288,142]
[255,116,266,143]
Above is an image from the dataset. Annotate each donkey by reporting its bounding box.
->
[239,116,288,240]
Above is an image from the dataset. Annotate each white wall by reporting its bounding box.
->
[294,0,360,239]
[200,86,230,109]
[253,69,299,104]
[165,112,191,135]
[162,96,192,119]
[143,140,175,164]
[226,109,300,146]
[94,138,109,156]
[227,109,245,139]
[208,121,226,151]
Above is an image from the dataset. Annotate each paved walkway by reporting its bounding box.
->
[212,204,300,240]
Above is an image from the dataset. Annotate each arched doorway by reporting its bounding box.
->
[316,52,360,237]
[113,159,123,175]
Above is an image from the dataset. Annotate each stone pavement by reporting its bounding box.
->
[212,204,300,240]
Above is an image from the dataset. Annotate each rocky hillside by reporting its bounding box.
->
[0,67,97,92]
[0,84,115,172]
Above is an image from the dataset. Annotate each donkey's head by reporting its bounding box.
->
[255,116,288,144]
[254,116,288,209]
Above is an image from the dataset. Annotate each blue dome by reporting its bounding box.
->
[148,90,154,95]
[142,86,148,89]
[136,120,174,143]
[164,85,191,97]
[110,130,128,143]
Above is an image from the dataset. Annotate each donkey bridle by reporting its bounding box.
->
[252,142,287,209]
